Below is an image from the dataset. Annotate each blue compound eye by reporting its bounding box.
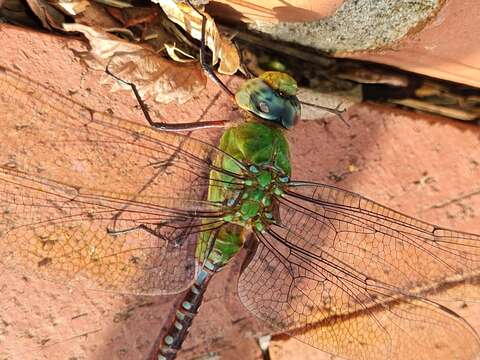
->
[235,77,301,129]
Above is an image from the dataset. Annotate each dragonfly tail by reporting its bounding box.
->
[148,261,218,360]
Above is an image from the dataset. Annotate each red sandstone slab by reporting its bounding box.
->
[1,24,480,360]
[207,0,344,23]
[343,0,480,88]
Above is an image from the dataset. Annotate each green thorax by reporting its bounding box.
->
[218,121,291,176]
[196,122,291,266]
[260,71,298,96]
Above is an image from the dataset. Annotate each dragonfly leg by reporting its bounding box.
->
[107,223,173,242]
[300,100,350,127]
[107,221,197,248]
[103,1,239,133]
[106,223,158,236]
[105,66,229,132]
[185,0,235,99]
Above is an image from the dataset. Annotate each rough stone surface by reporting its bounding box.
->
[1,25,480,360]
[245,0,480,88]
[346,0,480,88]
[249,0,441,52]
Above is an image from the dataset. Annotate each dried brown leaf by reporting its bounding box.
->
[93,0,132,8]
[0,0,40,27]
[153,0,240,75]
[53,0,89,15]
[75,1,120,29]
[63,23,207,104]
[164,43,196,63]
[25,0,66,30]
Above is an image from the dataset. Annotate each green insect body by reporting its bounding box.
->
[163,69,300,357]
[195,122,291,266]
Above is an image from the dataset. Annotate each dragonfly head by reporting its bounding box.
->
[235,71,301,129]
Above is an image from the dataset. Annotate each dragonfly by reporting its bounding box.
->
[2,56,480,360]
[0,4,480,360]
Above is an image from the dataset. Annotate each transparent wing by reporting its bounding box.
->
[238,181,480,360]
[0,67,240,295]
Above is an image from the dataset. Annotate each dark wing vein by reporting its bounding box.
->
[0,67,246,295]
[238,182,480,360]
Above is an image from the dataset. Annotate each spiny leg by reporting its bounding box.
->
[185,0,235,98]
[105,66,229,131]
[300,100,350,127]
[104,1,237,132]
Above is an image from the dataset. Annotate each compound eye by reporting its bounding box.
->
[257,101,270,114]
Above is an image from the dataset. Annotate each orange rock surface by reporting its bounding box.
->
[1,24,480,360]
[343,0,480,88]
[207,0,344,23]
